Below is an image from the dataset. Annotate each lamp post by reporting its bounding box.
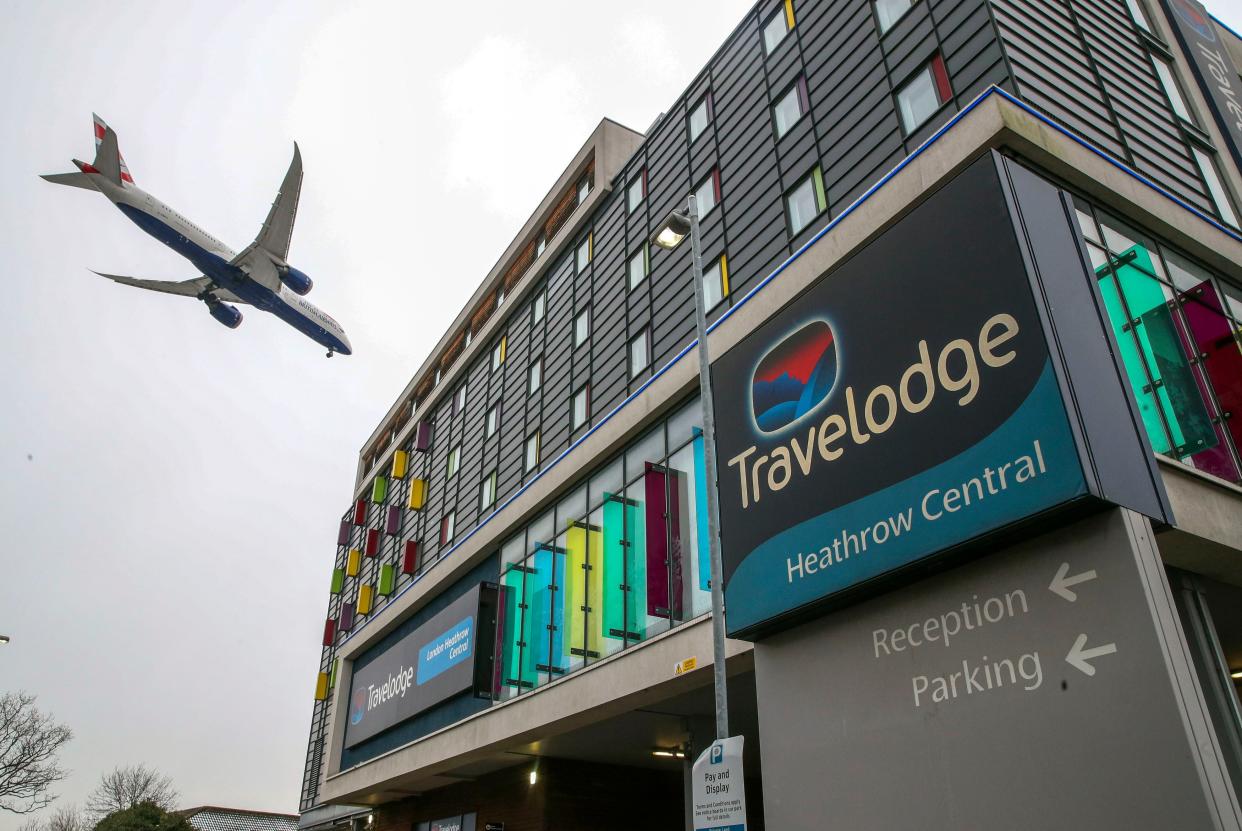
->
[0,635,10,646]
[653,194,729,741]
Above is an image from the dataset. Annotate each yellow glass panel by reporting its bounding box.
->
[346,549,361,577]
[391,450,408,480]
[314,672,329,701]
[408,478,427,510]
[720,254,730,297]
[358,584,374,615]
[565,520,605,660]
[785,0,796,27]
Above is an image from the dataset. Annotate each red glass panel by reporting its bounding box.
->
[644,462,684,621]
[352,499,366,526]
[365,528,380,556]
[322,618,336,647]
[1177,281,1242,480]
[403,540,420,574]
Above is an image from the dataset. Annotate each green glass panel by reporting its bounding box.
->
[371,476,388,504]
[501,564,536,691]
[329,658,338,691]
[378,563,395,596]
[529,545,566,680]
[330,568,344,595]
[565,521,604,660]
[602,494,646,643]
[1099,246,1217,457]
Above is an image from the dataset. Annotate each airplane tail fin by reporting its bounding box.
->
[91,113,133,186]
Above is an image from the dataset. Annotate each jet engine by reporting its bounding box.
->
[279,266,314,296]
[209,302,244,329]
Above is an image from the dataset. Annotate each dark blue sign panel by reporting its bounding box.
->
[711,154,1169,638]
[344,588,482,748]
[1161,0,1242,175]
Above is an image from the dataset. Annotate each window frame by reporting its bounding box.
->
[480,470,497,512]
[628,243,650,291]
[688,92,714,144]
[491,335,507,373]
[528,356,543,395]
[574,306,591,348]
[577,174,591,205]
[576,233,593,273]
[762,0,795,55]
[440,511,455,546]
[525,431,541,473]
[485,404,500,438]
[773,76,810,139]
[895,53,952,135]
[784,165,828,237]
[693,168,722,217]
[702,254,730,310]
[628,327,651,379]
[447,444,462,478]
[571,384,591,431]
[627,169,647,214]
[453,383,467,415]
[874,0,915,34]
[531,289,546,326]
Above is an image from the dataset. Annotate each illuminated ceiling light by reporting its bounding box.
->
[652,748,686,759]
[528,769,538,785]
[1232,669,1242,680]
[651,211,691,250]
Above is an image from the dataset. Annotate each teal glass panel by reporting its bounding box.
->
[529,544,567,681]
[602,494,646,643]
[500,564,535,692]
[1099,246,1217,458]
[692,429,711,593]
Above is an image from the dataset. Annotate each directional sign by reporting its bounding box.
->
[692,736,747,831]
[753,509,1236,829]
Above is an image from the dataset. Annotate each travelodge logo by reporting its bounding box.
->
[1171,0,1216,41]
[350,689,367,725]
[751,320,838,433]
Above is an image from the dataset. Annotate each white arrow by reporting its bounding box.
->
[1066,634,1117,676]
[1049,562,1098,602]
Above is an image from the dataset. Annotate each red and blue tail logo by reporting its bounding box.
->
[751,320,838,433]
[1170,0,1216,41]
[350,689,367,725]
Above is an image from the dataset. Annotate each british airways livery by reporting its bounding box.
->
[42,114,351,356]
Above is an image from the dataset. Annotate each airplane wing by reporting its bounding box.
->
[92,271,246,305]
[227,143,302,294]
[257,143,302,261]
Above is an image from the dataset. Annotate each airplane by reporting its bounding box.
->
[42,114,352,357]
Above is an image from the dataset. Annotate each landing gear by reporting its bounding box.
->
[326,349,334,358]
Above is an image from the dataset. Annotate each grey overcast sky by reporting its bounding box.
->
[3,0,1241,825]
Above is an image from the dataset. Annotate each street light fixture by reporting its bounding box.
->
[651,194,730,742]
[0,635,9,645]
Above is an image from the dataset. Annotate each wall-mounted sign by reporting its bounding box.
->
[710,153,1170,638]
[1160,0,1242,175]
[692,736,747,831]
[415,813,476,831]
[344,586,497,748]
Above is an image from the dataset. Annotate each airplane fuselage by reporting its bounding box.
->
[89,174,351,354]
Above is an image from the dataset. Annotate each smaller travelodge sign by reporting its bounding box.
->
[710,154,1170,638]
[344,587,488,748]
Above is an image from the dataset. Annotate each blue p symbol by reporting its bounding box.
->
[710,745,723,765]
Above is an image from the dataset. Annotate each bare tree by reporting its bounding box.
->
[86,765,179,819]
[0,692,73,814]
[18,804,87,831]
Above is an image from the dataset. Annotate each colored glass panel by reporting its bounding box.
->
[379,563,395,596]
[1097,245,1217,458]
[372,476,388,504]
[315,672,329,701]
[391,450,408,480]
[329,658,338,691]
[565,520,604,660]
[385,505,401,535]
[346,549,361,577]
[692,429,712,592]
[408,479,427,510]
[602,493,646,642]
[365,528,380,556]
[500,563,537,690]
[529,544,567,680]
[322,618,336,647]
[352,499,366,526]
[358,585,374,615]
[412,421,432,452]
[1176,280,1242,481]
[330,568,345,595]
[644,463,684,620]
[337,520,351,546]
[402,540,420,574]
[340,602,356,632]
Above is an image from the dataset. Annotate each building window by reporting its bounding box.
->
[577,174,591,205]
[434,367,441,386]
[773,76,810,139]
[491,336,507,373]
[1153,57,1193,124]
[480,470,497,511]
[447,444,461,478]
[1192,148,1240,228]
[486,404,499,438]
[763,0,795,54]
[496,284,506,307]
[453,384,466,415]
[536,233,547,257]
[576,233,592,272]
[627,170,647,214]
[574,307,591,347]
[465,329,472,348]
[440,511,455,546]
[786,166,827,236]
[628,244,650,290]
[528,357,543,394]
[531,290,545,325]
[703,254,730,310]
[875,0,914,33]
[572,385,590,430]
[694,169,721,217]
[629,328,650,379]
[1122,0,1151,32]
[525,431,541,473]
[896,54,952,134]
[688,92,713,143]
